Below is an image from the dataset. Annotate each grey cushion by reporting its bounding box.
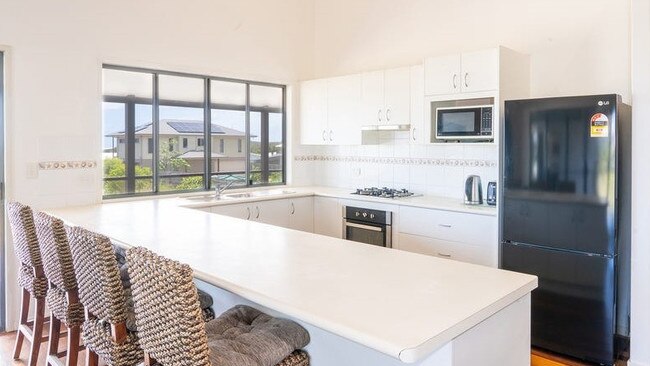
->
[205,305,310,366]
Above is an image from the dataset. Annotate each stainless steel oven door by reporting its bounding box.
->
[343,220,392,248]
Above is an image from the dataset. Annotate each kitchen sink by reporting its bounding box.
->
[183,189,296,202]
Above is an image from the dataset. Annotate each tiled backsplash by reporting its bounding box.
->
[293,132,498,199]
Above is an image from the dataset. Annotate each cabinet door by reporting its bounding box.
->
[211,203,251,220]
[409,65,425,144]
[313,197,342,238]
[300,79,329,145]
[383,67,411,125]
[255,199,290,227]
[460,49,498,93]
[360,71,384,126]
[424,54,461,96]
[327,74,362,145]
[288,197,314,232]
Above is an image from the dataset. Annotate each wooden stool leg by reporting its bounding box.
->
[48,312,62,361]
[28,297,45,366]
[66,325,80,366]
[86,348,99,366]
[13,288,30,360]
[144,353,157,366]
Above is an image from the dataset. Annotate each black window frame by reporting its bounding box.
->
[101,64,287,199]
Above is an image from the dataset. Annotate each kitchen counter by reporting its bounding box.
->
[181,186,498,217]
[48,197,534,364]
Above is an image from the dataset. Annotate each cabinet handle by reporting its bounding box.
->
[452,74,458,89]
[322,130,327,141]
[378,108,382,122]
[290,202,295,215]
[412,127,417,141]
[386,108,391,122]
[439,224,452,228]
[438,252,452,258]
[246,207,251,220]
[255,206,260,219]
[464,72,469,88]
[329,130,333,142]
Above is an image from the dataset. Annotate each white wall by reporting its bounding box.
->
[310,0,631,101]
[630,1,650,365]
[0,0,314,330]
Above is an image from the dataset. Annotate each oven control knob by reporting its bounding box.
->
[355,212,360,217]
[370,214,375,219]
[363,212,368,218]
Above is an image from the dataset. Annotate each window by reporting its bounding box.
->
[101,65,286,197]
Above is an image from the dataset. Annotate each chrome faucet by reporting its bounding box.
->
[214,179,236,198]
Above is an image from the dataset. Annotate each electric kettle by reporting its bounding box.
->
[464,175,483,205]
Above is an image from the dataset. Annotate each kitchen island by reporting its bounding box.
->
[48,197,537,365]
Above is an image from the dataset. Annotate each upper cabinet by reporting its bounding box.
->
[361,67,411,126]
[409,65,426,144]
[424,48,524,96]
[300,74,361,145]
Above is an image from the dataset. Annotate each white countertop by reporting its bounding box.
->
[48,197,534,363]
[181,186,498,217]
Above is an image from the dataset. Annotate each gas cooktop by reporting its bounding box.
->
[351,187,420,199]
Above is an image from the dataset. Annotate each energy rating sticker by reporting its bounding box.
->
[590,113,609,138]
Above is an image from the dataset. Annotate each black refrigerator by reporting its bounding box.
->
[501,95,631,365]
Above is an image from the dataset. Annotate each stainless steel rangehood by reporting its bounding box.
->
[360,124,411,131]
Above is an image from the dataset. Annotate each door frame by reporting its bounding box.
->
[0,49,6,331]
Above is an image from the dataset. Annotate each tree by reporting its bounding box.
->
[103,158,153,195]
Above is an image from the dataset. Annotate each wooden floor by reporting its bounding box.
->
[0,331,628,366]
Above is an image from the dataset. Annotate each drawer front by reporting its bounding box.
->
[399,206,496,246]
[398,233,493,266]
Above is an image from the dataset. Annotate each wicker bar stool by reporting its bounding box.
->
[7,202,49,366]
[34,211,86,366]
[65,225,143,366]
[126,246,310,366]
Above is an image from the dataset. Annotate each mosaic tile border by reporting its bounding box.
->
[294,155,496,168]
[39,160,98,170]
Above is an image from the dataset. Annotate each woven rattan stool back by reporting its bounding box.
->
[127,247,210,366]
[8,202,43,269]
[34,212,77,291]
[65,225,128,324]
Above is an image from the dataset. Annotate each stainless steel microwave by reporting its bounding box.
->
[435,105,494,140]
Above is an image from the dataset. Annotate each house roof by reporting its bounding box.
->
[107,119,247,137]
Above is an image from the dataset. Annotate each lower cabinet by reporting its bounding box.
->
[398,233,493,267]
[209,197,314,231]
[313,197,342,238]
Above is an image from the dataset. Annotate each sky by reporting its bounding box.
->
[102,103,282,149]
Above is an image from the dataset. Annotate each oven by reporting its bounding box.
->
[342,206,392,248]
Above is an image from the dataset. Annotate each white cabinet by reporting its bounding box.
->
[459,49,498,93]
[313,197,342,238]
[287,197,314,232]
[424,49,498,96]
[211,203,251,220]
[360,67,411,126]
[398,206,497,266]
[409,65,426,144]
[327,74,362,145]
[300,79,328,145]
[256,200,290,227]
[424,54,461,96]
[300,75,361,145]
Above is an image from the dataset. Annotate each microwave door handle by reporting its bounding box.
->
[345,222,383,232]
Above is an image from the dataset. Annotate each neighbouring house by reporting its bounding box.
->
[106,119,249,174]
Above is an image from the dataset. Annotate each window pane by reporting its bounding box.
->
[249,85,284,186]
[158,75,205,192]
[210,80,247,188]
[102,69,154,196]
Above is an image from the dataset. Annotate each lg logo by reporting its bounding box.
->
[598,101,610,106]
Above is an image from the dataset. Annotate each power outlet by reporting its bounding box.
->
[26,163,39,179]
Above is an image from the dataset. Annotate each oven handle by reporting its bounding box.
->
[344,221,384,232]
